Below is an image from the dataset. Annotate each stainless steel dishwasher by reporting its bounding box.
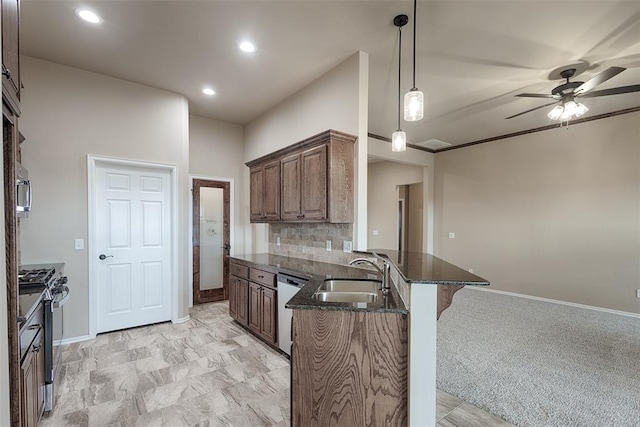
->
[277,272,308,356]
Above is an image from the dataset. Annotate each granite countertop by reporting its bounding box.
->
[367,249,490,286]
[230,254,408,314]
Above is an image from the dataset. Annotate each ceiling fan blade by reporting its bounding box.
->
[574,66,626,95]
[505,102,558,119]
[515,93,557,98]
[579,84,640,98]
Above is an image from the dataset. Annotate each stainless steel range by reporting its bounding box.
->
[18,263,69,414]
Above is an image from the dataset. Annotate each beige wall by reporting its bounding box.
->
[243,52,368,253]
[407,183,424,252]
[189,115,247,256]
[19,56,191,339]
[368,161,424,250]
[434,111,640,314]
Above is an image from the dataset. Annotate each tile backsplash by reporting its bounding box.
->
[269,223,355,265]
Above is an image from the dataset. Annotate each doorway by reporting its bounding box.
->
[397,183,423,253]
[88,156,177,335]
[192,179,230,304]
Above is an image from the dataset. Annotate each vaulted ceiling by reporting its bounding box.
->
[20,1,640,148]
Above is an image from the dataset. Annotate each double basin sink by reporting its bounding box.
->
[312,279,382,304]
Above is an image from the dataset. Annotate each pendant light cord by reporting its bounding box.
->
[412,0,417,90]
[398,25,402,130]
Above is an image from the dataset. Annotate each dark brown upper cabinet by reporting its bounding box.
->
[2,0,21,115]
[246,129,356,224]
[249,160,280,222]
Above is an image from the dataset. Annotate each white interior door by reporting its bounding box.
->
[95,163,172,333]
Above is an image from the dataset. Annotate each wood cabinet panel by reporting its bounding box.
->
[228,276,238,319]
[249,268,275,288]
[249,167,263,222]
[300,145,327,220]
[248,282,262,334]
[20,329,43,427]
[2,0,21,114]
[229,262,248,279]
[292,309,408,426]
[262,161,280,220]
[261,287,277,344]
[280,153,301,221]
[236,278,248,326]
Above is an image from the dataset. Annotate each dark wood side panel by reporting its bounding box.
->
[327,133,355,223]
[228,276,238,319]
[247,282,262,334]
[236,278,249,326]
[260,287,277,345]
[292,309,408,427]
[4,104,20,426]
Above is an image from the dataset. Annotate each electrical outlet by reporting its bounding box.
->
[74,238,84,250]
[343,241,352,253]
[468,268,474,274]
[372,230,379,236]
[276,236,280,246]
[448,232,456,239]
[326,240,332,252]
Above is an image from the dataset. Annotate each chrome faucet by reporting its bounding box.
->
[348,257,392,295]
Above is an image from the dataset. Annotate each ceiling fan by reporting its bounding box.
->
[506,66,640,120]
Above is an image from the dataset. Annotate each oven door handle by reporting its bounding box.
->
[53,286,70,308]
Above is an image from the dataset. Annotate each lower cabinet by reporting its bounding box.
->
[229,274,249,327]
[248,283,277,345]
[20,329,44,427]
[228,261,278,348]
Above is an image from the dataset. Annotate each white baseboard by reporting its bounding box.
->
[466,286,640,319]
[59,334,94,346]
[173,315,190,324]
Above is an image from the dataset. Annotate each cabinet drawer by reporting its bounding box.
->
[230,262,249,279]
[250,268,275,287]
[20,304,44,362]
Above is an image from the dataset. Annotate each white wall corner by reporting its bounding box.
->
[355,51,369,250]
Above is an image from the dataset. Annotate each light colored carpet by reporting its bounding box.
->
[436,288,640,427]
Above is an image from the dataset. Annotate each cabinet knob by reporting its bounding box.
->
[28,324,42,330]
[2,66,11,79]
[32,345,41,353]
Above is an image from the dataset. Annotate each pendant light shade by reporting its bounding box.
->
[404,89,424,121]
[404,0,424,122]
[392,130,407,152]
[392,15,408,152]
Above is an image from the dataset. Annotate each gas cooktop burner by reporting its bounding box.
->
[18,268,56,287]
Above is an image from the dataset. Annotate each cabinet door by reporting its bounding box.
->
[228,275,238,319]
[236,278,249,326]
[301,145,327,220]
[1,0,21,109]
[280,153,301,221]
[248,282,262,334]
[35,333,44,420]
[20,335,40,427]
[261,287,277,344]
[249,167,264,222]
[263,161,280,221]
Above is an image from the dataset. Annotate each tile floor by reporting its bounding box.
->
[40,301,512,426]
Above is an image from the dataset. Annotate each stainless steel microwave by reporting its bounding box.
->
[16,162,31,218]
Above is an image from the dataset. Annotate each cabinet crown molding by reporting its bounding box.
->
[245,129,357,168]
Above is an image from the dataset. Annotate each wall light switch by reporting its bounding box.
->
[468,268,474,274]
[448,232,456,239]
[74,238,84,250]
[373,230,379,236]
[276,236,281,246]
[326,240,332,252]
[343,241,352,253]
[636,289,640,299]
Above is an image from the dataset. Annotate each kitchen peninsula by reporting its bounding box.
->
[228,250,489,426]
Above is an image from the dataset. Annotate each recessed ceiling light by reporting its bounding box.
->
[238,41,256,53]
[75,8,102,24]
[202,88,216,96]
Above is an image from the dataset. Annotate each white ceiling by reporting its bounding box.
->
[20,1,640,148]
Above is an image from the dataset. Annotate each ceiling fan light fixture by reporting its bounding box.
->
[574,102,588,117]
[547,105,564,120]
[404,89,424,121]
[392,130,407,152]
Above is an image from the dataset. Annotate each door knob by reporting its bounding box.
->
[99,254,114,260]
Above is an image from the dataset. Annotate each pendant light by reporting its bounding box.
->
[404,0,424,121]
[393,15,408,152]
